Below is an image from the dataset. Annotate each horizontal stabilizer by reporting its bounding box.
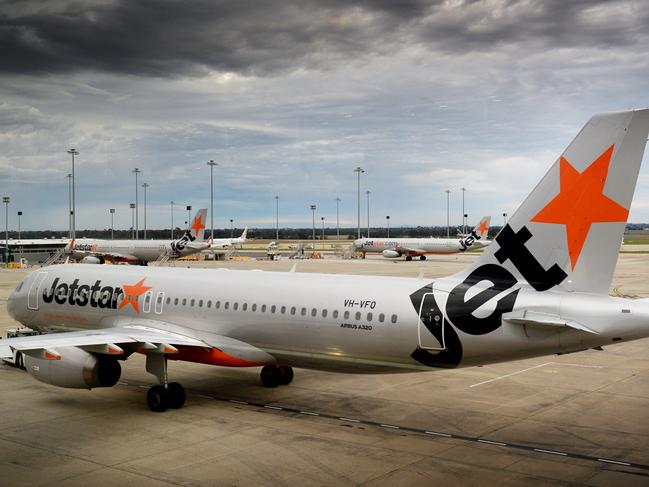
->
[502,310,599,334]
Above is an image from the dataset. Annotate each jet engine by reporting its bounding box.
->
[24,347,121,389]
[382,249,401,258]
[80,256,104,264]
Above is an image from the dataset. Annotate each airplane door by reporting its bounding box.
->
[27,271,48,310]
[417,291,447,351]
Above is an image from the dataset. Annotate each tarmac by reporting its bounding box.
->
[1,254,649,486]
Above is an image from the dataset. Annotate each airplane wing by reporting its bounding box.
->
[502,310,599,334]
[0,322,277,364]
[73,249,139,263]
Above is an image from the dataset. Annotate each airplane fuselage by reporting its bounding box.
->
[72,237,208,263]
[356,236,491,257]
[9,264,649,374]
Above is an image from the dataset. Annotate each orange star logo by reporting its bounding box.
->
[191,214,206,236]
[118,278,152,314]
[531,145,628,270]
[477,220,489,236]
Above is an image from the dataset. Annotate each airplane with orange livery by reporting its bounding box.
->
[2,109,649,414]
[355,216,491,260]
[68,209,211,265]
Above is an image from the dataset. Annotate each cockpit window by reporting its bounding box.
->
[14,282,23,293]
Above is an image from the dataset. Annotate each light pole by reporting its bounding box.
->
[274,195,279,241]
[464,214,468,234]
[3,196,9,266]
[170,201,174,239]
[132,168,141,239]
[66,173,72,239]
[130,203,135,239]
[207,160,217,242]
[354,167,364,239]
[321,216,325,249]
[366,190,371,238]
[17,210,22,261]
[142,182,149,239]
[503,212,507,227]
[335,197,341,240]
[445,189,451,238]
[186,205,192,230]
[310,204,316,250]
[110,209,115,240]
[386,215,390,238]
[67,149,79,239]
[461,187,466,235]
[17,211,22,240]
[230,218,233,238]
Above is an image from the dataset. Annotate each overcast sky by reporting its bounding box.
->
[1,0,649,232]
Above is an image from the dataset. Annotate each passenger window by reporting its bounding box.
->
[224,302,229,310]
[252,304,257,312]
[166,297,171,305]
[301,307,306,316]
[207,300,212,308]
[379,313,385,323]
[367,312,372,321]
[281,306,286,314]
[268,305,274,313]
[322,309,327,318]
[333,310,339,319]
[261,304,267,312]
[311,308,316,317]
[291,306,296,315]
[344,310,350,319]
[243,303,248,311]
[355,311,361,320]
[190,299,195,307]
[391,314,397,324]
[198,299,203,307]
[216,301,221,309]
[233,302,239,311]
[174,298,179,305]
[182,298,187,306]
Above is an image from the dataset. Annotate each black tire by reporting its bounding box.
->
[147,385,168,412]
[278,366,294,386]
[167,382,186,409]
[420,255,426,261]
[405,255,413,261]
[260,365,280,388]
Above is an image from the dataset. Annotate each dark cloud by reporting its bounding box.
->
[1,0,647,77]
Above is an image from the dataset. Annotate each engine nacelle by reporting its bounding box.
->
[24,347,121,389]
[80,256,104,264]
[382,249,401,259]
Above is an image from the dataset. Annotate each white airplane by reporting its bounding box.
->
[69,209,211,265]
[3,109,649,414]
[210,227,248,249]
[355,216,492,260]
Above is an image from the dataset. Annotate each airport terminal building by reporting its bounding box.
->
[0,239,68,265]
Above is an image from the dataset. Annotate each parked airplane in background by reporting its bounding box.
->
[355,216,491,260]
[210,227,248,249]
[3,110,649,414]
[69,209,210,265]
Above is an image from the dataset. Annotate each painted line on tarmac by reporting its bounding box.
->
[117,380,649,472]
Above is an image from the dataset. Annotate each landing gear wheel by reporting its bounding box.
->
[405,255,413,261]
[167,382,186,409]
[420,255,427,261]
[261,365,280,388]
[147,385,168,412]
[16,352,24,370]
[278,366,294,386]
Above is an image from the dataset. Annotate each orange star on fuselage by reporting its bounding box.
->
[192,214,205,236]
[531,145,628,270]
[118,278,152,314]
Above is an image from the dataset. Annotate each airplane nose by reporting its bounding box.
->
[7,292,16,320]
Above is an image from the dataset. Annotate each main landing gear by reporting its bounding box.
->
[145,352,186,412]
[260,365,294,388]
[405,255,413,261]
[420,255,427,261]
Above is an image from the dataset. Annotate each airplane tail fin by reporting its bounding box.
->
[240,227,248,242]
[464,109,649,294]
[188,209,208,241]
[473,216,491,239]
